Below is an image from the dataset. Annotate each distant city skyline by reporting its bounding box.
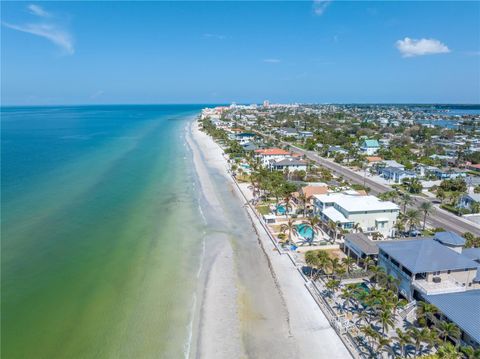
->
[1,1,479,105]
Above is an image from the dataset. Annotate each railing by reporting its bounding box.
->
[412,279,466,296]
[399,300,417,320]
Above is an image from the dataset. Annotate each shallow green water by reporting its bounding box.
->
[2,105,204,358]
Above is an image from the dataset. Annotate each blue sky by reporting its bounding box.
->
[1,1,479,105]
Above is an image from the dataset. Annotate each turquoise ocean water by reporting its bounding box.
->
[2,105,205,358]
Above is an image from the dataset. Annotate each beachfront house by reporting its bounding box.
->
[269,158,308,172]
[312,192,399,237]
[241,142,259,152]
[254,148,291,166]
[343,233,379,265]
[378,237,480,299]
[377,234,480,347]
[360,139,380,155]
[233,132,256,145]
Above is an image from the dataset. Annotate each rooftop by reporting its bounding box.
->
[344,233,379,255]
[366,156,383,163]
[255,148,290,156]
[313,192,399,212]
[425,290,480,345]
[300,185,329,198]
[322,206,350,223]
[378,239,478,274]
[272,158,307,166]
[462,248,480,262]
[434,232,466,247]
[363,139,380,148]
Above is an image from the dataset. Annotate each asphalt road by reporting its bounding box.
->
[258,131,480,236]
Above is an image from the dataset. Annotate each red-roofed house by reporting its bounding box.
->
[255,148,291,166]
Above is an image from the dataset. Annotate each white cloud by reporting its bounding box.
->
[3,22,74,55]
[28,4,51,18]
[263,58,281,63]
[2,4,73,55]
[313,0,331,16]
[395,37,450,58]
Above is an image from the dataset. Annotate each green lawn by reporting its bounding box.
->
[256,205,271,215]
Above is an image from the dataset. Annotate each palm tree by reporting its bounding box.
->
[371,231,384,241]
[361,256,375,271]
[328,220,339,242]
[340,286,356,312]
[361,324,379,352]
[304,251,319,279]
[384,274,401,294]
[316,251,331,276]
[417,301,439,327]
[401,193,414,214]
[390,190,401,204]
[356,307,371,326]
[408,327,430,358]
[378,309,395,335]
[283,193,294,218]
[369,265,385,284]
[405,209,421,232]
[298,192,312,216]
[342,257,356,275]
[394,328,412,358]
[394,218,406,236]
[325,279,341,297]
[437,321,461,343]
[377,337,394,358]
[353,222,363,233]
[328,257,341,276]
[460,345,480,359]
[419,201,434,230]
[436,188,446,204]
[280,219,298,244]
[303,216,320,244]
[437,343,460,359]
[423,327,440,352]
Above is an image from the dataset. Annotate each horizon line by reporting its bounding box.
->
[2,102,480,108]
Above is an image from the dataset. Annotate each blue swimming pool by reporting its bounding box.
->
[276,205,286,215]
[296,224,314,239]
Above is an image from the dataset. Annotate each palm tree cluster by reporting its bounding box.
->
[463,232,480,248]
[379,191,435,236]
[305,250,358,280]
[314,262,478,358]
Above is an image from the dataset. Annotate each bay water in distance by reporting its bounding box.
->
[1,105,206,358]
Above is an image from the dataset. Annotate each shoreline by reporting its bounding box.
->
[186,118,351,358]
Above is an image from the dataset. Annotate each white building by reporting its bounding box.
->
[313,192,399,237]
[254,148,291,166]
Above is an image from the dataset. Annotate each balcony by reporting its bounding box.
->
[413,278,466,296]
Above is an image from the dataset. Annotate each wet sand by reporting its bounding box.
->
[186,119,351,359]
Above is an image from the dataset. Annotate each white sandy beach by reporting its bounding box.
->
[186,119,351,359]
